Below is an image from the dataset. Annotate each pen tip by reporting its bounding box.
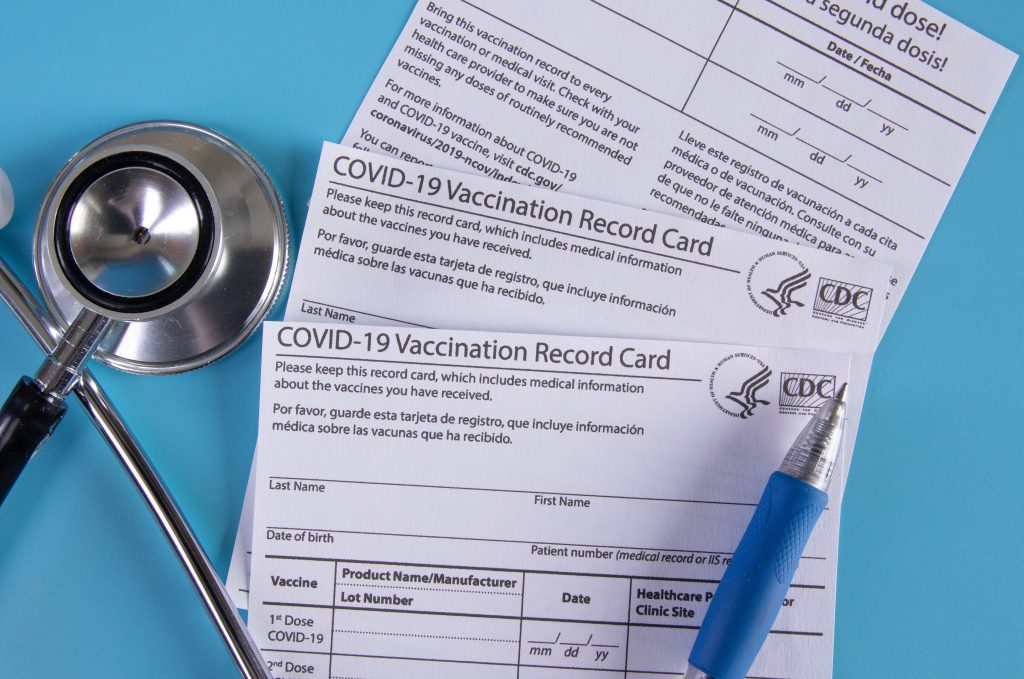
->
[684,666,713,679]
[835,382,848,404]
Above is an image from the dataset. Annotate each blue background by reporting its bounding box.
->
[0,1,1020,676]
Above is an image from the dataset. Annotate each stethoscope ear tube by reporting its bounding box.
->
[0,254,272,679]
[0,377,67,505]
[0,307,111,506]
[1,120,284,678]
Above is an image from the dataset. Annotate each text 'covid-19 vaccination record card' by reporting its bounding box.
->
[249,321,852,679]
[225,144,892,610]
[342,0,1015,330]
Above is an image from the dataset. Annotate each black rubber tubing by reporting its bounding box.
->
[0,377,67,506]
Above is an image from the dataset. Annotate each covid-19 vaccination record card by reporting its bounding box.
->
[343,0,1015,328]
[226,144,892,611]
[249,322,853,679]
[229,0,1017,614]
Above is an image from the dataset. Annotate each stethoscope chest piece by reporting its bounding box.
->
[35,121,289,374]
[0,120,288,678]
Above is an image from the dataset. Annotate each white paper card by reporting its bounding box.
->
[249,321,853,679]
[226,143,890,608]
[342,0,1015,328]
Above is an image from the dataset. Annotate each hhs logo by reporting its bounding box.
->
[779,373,836,414]
[813,278,873,327]
[762,269,811,318]
[710,353,772,419]
[746,251,810,318]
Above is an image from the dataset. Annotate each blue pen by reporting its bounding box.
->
[686,383,847,679]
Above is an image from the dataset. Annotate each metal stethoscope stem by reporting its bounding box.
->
[0,254,272,679]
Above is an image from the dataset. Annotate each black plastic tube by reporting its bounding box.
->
[0,377,67,505]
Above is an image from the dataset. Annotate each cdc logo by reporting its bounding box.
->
[812,277,873,327]
[779,373,836,414]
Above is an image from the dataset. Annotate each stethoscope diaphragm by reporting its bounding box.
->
[34,121,289,374]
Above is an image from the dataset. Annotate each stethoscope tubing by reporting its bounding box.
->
[0,253,272,679]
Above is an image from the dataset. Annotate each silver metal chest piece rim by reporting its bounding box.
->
[34,121,289,375]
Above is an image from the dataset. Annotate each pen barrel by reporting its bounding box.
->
[689,472,827,679]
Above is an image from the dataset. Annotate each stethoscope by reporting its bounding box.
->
[0,121,288,679]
